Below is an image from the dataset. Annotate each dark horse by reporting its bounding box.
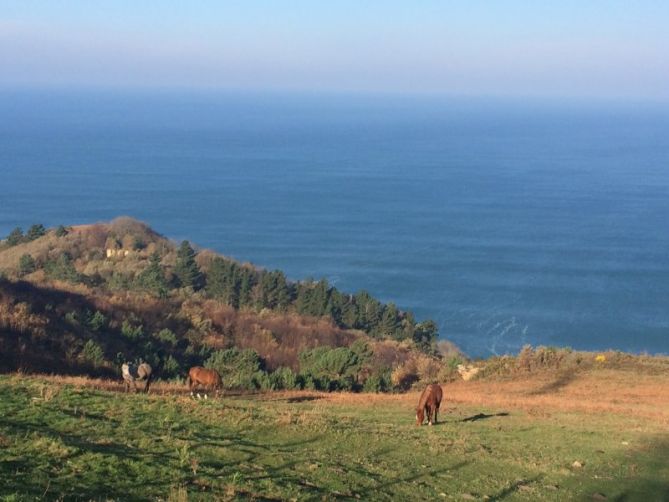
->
[186,366,222,399]
[122,362,152,393]
[416,383,443,426]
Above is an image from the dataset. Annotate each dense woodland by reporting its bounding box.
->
[0,218,459,392]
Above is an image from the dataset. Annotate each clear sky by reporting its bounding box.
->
[1,1,668,99]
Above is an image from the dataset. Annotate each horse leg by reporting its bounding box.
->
[428,405,433,426]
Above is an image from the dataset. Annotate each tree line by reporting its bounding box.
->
[4,224,439,352]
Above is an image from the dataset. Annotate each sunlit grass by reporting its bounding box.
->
[1,374,668,500]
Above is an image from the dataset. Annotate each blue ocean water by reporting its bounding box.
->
[1,90,668,357]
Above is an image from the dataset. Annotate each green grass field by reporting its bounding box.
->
[1,375,668,501]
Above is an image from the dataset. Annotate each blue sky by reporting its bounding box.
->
[1,1,668,99]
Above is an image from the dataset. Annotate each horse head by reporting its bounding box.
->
[416,407,425,426]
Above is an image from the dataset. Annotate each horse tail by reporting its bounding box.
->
[145,371,153,393]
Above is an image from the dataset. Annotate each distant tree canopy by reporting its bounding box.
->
[174,240,202,290]
[0,220,439,353]
[4,223,47,246]
[25,224,46,241]
[136,252,169,298]
[6,227,24,246]
[44,253,80,283]
[18,254,36,276]
[203,258,439,351]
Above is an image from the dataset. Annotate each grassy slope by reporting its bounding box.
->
[1,371,668,501]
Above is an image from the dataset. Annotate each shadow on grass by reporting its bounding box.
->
[488,475,542,501]
[527,371,577,396]
[354,460,469,498]
[285,395,322,403]
[578,436,669,502]
[0,411,322,500]
[461,412,510,422]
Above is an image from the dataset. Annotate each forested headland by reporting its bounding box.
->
[0,217,460,392]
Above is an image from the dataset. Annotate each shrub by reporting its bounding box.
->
[6,227,24,246]
[18,254,36,276]
[154,328,178,347]
[162,355,181,379]
[81,340,105,367]
[87,311,107,332]
[65,311,78,325]
[391,360,420,391]
[44,253,80,283]
[121,320,144,341]
[270,367,298,390]
[205,348,264,390]
[25,224,46,241]
[362,370,391,393]
[299,346,361,389]
[55,225,69,237]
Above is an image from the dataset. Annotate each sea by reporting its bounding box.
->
[1,89,668,358]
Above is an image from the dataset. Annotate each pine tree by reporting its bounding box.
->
[174,240,202,290]
[413,320,439,353]
[137,252,169,297]
[18,253,36,276]
[238,268,255,307]
[379,302,401,338]
[25,224,46,241]
[6,227,23,246]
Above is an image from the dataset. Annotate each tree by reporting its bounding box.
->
[258,270,291,310]
[413,320,439,353]
[6,227,23,246]
[55,225,68,237]
[81,340,105,368]
[378,303,401,338]
[18,254,36,276]
[206,257,242,307]
[137,252,169,297]
[354,291,382,333]
[44,253,80,283]
[25,224,46,241]
[174,240,202,290]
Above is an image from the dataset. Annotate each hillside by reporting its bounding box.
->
[0,218,456,391]
[1,369,668,500]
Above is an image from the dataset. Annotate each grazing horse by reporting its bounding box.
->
[122,362,153,393]
[186,366,222,399]
[416,383,443,426]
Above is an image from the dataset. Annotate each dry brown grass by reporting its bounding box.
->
[21,367,669,425]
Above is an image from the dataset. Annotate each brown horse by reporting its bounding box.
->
[186,366,222,399]
[416,383,443,426]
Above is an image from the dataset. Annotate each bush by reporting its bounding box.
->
[44,253,80,283]
[154,328,178,347]
[362,370,391,393]
[86,311,107,332]
[161,355,181,379]
[121,320,144,341]
[81,340,105,367]
[270,367,299,390]
[6,227,24,246]
[18,254,36,276]
[25,224,46,241]
[55,225,69,237]
[205,348,265,390]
